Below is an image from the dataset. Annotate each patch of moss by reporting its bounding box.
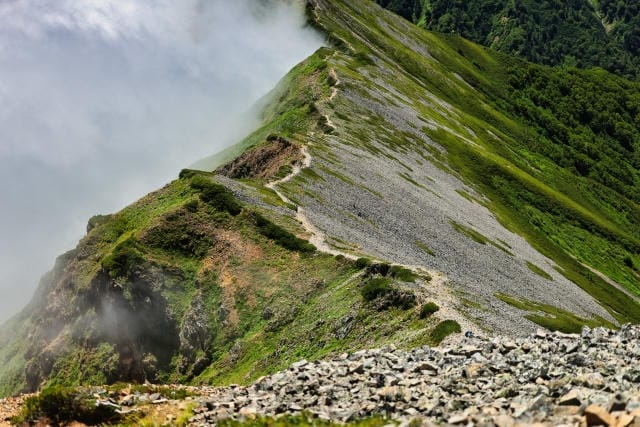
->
[526,261,553,281]
[11,386,120,426]
[254,213,316,253]
[419,302,440,318]
[496,293,614,333]
[429,320,462,345]
[450,220,514,255]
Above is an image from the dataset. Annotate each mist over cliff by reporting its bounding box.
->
[0,0,322,322]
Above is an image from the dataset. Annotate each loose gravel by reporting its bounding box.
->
[190,325,640,426]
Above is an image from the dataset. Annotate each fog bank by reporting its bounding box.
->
[0,0,323,322]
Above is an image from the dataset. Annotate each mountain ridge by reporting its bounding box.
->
[1,0,639,400]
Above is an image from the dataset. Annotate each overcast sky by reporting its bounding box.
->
[0,0,323,322]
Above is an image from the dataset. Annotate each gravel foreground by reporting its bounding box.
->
[191,325,640,426]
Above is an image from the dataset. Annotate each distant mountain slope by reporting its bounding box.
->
[1,0,640,397]
[376,0,640,78]
[598,0,640,56]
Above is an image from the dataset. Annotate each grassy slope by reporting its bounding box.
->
[2,0,640,397]
[376,0,639,78]
[307,0,640,325]
[0,45,449,397]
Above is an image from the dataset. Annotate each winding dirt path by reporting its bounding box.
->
[263,67,479,338]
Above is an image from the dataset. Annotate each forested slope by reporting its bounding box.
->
[376,0,640,77]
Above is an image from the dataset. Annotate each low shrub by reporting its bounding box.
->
[419,302,440,318]
[355,258,372,269]
[12,386,120,425]
[184,199,199,213]
[376,263,391,276]
[179,169,201,179]
[378,289,417,310]
[624,255,635,269]
[361,277,392,301]
[389,265,418,282]
[86,214,111,233]
[190,177,241,216]
[102,237,145,279]
[429,320,462,345]
[255,213,316,253]
[142,211,212,258]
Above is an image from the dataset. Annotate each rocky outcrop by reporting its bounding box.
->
[178,291,212,378]
[217,136,302,180]
[190,325,640,426]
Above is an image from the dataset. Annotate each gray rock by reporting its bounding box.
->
[190,325,640,427]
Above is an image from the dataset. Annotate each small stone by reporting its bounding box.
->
[447,414,468,425]
[554,405,582,416]
[584,405,614,426]
[501,341,517,353]
[291,360,309,370]
[239,405,258,417]
[415,362,439,373]
[616,414,635,427]
[535,329,548,339]
[348,362,365,374]
[494,414,515,427]
[120,395,135,406]
[559,390,582,406]
[608,396,627,413]
[460,345,482,357]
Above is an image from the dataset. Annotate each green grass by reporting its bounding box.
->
[361,277,393,301]
[526,261,553,281]
[496,293,615,333]
[419,302,440,318]
[428,320,462,345]
[414,241,436,256]
[450,220,514,255]
[11,386,121,426]
[308,0,640,329]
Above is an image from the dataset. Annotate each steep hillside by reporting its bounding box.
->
[376,0,640,78]
[2,0,640,397]
[598,0,640,56]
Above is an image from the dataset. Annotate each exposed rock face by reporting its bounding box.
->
[190,325,640,426]
[178,291,212,378]
[217,136,302,180]
[23,265,181,390]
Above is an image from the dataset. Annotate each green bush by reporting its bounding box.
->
[86,214,111,233]
[355,258,372,269]
[389,265,418,282]
[102,237,145,279]
[419,302,440,318]
[376,263,391,276]
[179,169,201,179]
[12,386,119,425]
[429,320,462,345]
[624,255,635,269]
[142,211,212,258]
[361,277,392,301]
[255,213,316,253]
[190,177,241,216]
[184,199,199,213]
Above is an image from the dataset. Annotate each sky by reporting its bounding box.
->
[0,0,323,322]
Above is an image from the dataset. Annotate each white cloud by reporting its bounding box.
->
[0,0,323,322]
